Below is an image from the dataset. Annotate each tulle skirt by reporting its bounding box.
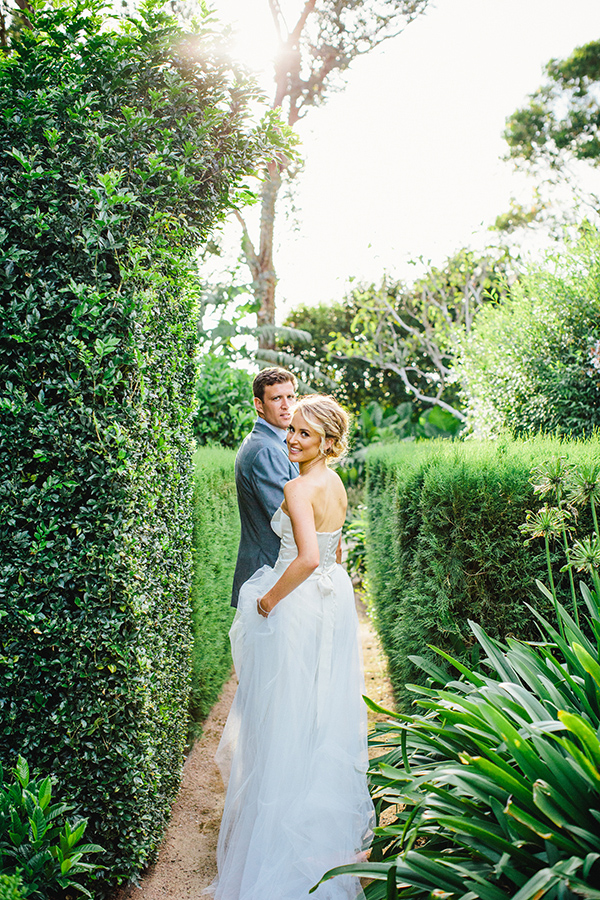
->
[207,560,375,900]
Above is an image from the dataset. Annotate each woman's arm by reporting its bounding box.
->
[257,480,319,617]
[336,534,342,564]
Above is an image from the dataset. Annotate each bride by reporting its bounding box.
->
[208,395,374,900]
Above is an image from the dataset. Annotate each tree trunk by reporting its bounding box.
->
[256,162,282,349]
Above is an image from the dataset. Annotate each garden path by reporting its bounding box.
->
[112,595,394,900]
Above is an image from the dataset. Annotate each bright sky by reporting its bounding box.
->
[210,0,600,319]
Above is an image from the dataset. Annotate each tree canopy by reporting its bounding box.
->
[504,39,600,170]
[279,297,410,412]
[323,249,511,422]
[232,0,430,349]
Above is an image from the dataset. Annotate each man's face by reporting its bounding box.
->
[254,381,296,430]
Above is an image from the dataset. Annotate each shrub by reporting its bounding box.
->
[0,1,280,892]
[0,757,103,899]
[0,875,25,900]
[193,356,254,449]
[459,226,600,437]
[190,447,238,726]
[320,547,600,898]
[366,436,599,709]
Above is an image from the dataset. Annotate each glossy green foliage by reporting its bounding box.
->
[319,579,600,900]
[365,436,598,709]
[193,356,255,449]
[459,228,600,438]
[0,1,277,893]
[190,447,238,727]
[0,758,103,899]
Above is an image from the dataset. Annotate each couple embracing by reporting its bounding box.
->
[208,368,374,900]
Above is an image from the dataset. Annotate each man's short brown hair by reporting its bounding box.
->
[252,367,297,401]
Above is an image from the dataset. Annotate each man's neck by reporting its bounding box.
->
[258,417,287,438]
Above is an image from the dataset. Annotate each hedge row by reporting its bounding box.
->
[0,3,272,895]
[190,447,238,727]
[366,436,599,709]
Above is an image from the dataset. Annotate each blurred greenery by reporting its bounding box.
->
[193,356,255,449]
[459,227,600,437]
[190,447,238,731]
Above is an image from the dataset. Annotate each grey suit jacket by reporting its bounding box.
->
[231,418,299,607]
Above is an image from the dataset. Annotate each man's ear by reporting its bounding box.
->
[254,396,264,418]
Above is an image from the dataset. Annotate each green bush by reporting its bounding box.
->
[193,356,254,449]
[0,874,25,900]
[459,227,600,437]
[366,436,598,709]
[0,1,279,893]
[190,447,238,726]
[0,757,103,899]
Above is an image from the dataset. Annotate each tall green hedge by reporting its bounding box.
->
[0,2,278,893]
[190,447,238,726]
[366,436,599,709]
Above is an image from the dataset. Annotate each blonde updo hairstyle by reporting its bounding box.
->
[294,394,350,462]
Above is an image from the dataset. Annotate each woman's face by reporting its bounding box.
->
[286,410,324,463]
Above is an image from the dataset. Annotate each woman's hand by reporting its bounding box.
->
[257,596,273,618]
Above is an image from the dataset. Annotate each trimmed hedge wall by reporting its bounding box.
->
[190,447,238,726]
[0,3,274,894]
[366,436,599,709]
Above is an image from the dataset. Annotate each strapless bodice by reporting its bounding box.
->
[270,507,341,571]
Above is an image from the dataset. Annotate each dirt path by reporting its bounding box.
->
[113,597,394,900]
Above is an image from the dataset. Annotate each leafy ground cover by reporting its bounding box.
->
[0,758,102,898]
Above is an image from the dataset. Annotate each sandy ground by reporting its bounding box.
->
[112,596,394,900]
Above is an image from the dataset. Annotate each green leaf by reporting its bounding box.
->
[15,757,29,789]
[573,642,600,688]
[557,709,600,768]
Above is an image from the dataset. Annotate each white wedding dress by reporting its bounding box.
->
[208,507,374,900]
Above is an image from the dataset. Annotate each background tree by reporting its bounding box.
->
[458,227,600,438]
[234,0,429,351]
[505,39,600,171]
[501,39,600,230]
[325,249,511,424]
[277,297,409,412]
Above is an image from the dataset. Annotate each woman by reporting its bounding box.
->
[209,395,374,900]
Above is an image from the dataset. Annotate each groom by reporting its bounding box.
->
[231,367,299,607]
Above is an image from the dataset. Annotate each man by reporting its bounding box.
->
[231,367,299,607]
